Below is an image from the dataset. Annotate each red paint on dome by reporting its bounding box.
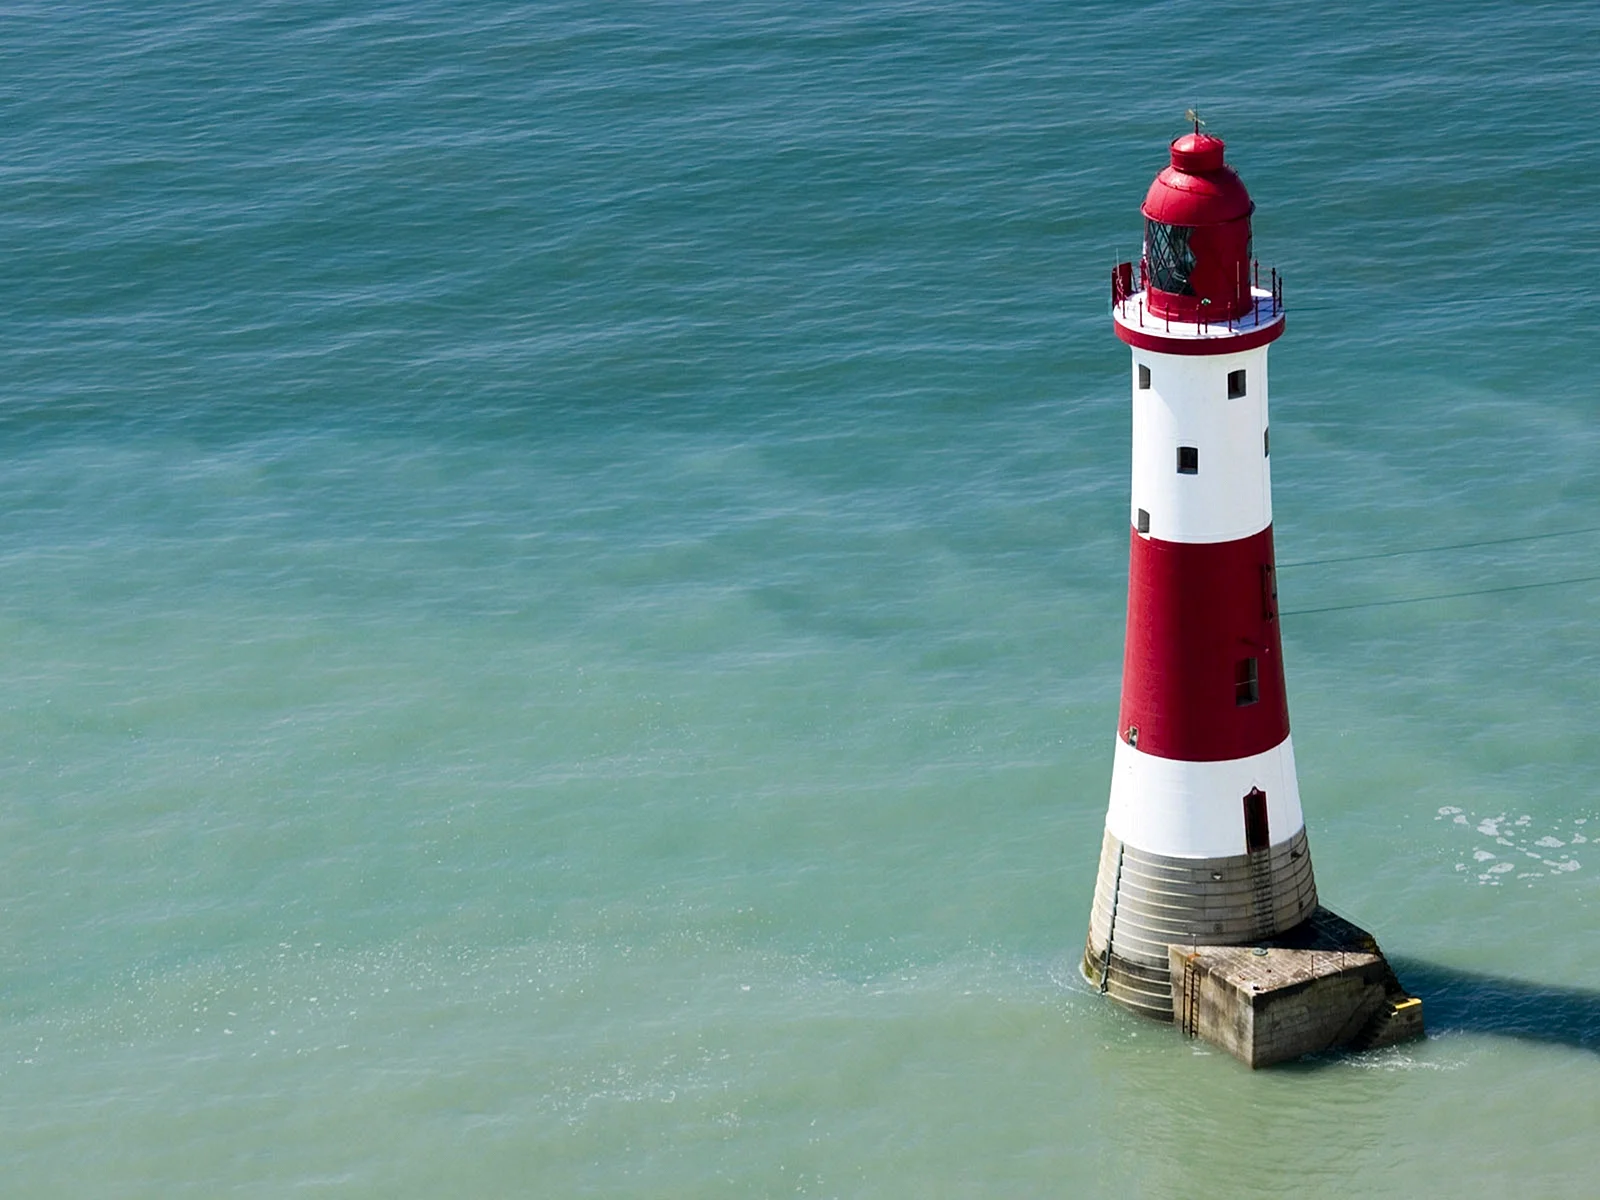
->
[1143,137,1253,227]
[1168,132,1226,173]
[1118,525,1290,763]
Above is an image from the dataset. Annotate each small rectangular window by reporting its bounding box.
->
[1138,364,1151,390]
[1137,508,1150,534]
[1235,657,1259,706]
[1261,565,1278,620]
[1228,369,1247,399]
[1263,426,1270,457]
[1177,446,1198,474]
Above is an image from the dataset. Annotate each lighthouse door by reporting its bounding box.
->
[1243,787,1270,854]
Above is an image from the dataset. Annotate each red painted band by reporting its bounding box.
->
[1113,315,1284,356]
[1118,525,1290,763]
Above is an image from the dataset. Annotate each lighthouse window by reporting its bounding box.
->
[1235,657,1259,706]
[1264,427,1270,457]
[1228,369,1247,398]
[1137,508,1150,534]
[1145,220,1196,295]
[1138,364,1151,389]
[1177,445,1198,474]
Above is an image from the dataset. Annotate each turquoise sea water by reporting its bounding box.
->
[3,2,1598,1194]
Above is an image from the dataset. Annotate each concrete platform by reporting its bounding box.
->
[1169,906,1424,1068]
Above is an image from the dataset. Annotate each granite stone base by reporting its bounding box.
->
[1169,906,1424,1068]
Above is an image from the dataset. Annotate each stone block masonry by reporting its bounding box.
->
[1170,907,1424,1068]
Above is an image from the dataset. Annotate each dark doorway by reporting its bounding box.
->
[1244,787,1270,853]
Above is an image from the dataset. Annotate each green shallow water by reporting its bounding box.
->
[2,2,1598,1194]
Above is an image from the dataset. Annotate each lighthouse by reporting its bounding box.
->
[1082,126,1422,1063]
[1085,126,1318,1018]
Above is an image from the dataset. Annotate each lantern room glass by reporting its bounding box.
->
[1145,220,1196,296]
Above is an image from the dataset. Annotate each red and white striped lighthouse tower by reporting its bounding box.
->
[1084,128,1319,1018]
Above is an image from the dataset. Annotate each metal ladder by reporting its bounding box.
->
[1097,843,1126,994]
[1178,956,1201,1037]
[1248,849,1276,939]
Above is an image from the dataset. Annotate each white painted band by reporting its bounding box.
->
[1129,344,1272,545]
[1104,733,1306,859]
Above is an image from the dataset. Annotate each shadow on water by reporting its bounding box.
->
[1390,957,1600,1053]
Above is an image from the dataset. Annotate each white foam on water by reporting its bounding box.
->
[1441,806,1589,885]
[1337,1043,1462,1072]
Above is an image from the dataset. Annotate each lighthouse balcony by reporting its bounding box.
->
[1111,262,1285,352]
[1113,285,1282,341]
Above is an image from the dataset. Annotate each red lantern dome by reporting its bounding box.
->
[1140,133,1255,322]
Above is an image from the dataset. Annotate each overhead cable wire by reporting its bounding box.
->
[1277,525,1600,570]
[1281,573,1600,617]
